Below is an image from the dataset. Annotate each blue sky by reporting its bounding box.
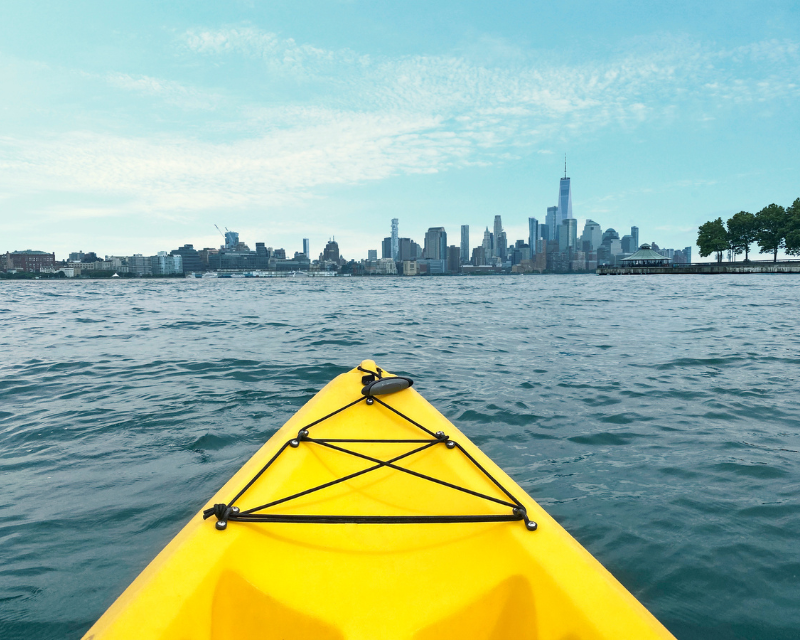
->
[1,1,798,260]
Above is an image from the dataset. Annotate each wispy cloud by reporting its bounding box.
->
[1,29,798,220]
[103,73,223,110]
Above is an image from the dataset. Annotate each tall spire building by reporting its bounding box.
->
[558,156,573,228]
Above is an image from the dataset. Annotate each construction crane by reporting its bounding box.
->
[214,224,225,238]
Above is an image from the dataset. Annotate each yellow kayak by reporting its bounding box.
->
[84,361,675,640]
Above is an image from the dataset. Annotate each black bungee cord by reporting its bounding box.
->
[203,368,538,532]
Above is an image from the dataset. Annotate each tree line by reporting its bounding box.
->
[697,198,800,263]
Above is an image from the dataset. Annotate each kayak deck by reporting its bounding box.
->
[83,361,674,640]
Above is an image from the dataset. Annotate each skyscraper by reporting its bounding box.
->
[423,227,447,260]
[447,245,461,274]
[559,218,578,253]
[528,218,539,255]
[460,225,469,263]
[224,230,239,250]
[631,226,639,251]
[580,220,602,251]
[493,216,503,258]
[391,219,399,260]
[381,237,392,259]
[303,238,310,257]
[546,206,559,242]
[558,156,573,228]
[496,231,507,262]
[482,227,493,256]
[322,239,340,262]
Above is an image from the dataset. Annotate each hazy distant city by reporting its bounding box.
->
[2,167,691,278]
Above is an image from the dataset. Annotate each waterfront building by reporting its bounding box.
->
[2,250,56,273]
[402,260,418,276]
[368,250,377,261]
[104,256,131,274]
[209,248,269,271]
[580,220,602,252]
[375,258,397,275]
[381,237,392,259]
[620,244,671,266]
[546,206,559,242]
[471,246,486,266]
[528,218,539,255]
[303,239,310,258]
[270,256,311,271]
[417,258,447,275]
[151,252,183,275]
[684,246,692,263]
[68,251,85,262]
[460,225,470,263]
[127,254,151,275]
[447,245,461,274]
[423,227,447,260]
[391,219,399,260]
[170,244,203,273]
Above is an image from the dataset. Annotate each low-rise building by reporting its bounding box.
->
[402,260,418,276]
[2,250,56,272]
[151,252,183,275]
[375,258,397,275]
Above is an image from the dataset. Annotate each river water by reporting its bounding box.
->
[0,275,798,639]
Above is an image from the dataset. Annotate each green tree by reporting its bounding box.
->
[726,211,757,261]
[785,198,800,256]
[697,217,729,263]
[755,203,788,262]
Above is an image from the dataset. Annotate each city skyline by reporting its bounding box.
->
[1,2,798,260]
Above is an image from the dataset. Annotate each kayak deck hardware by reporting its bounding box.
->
[203,369,537,532]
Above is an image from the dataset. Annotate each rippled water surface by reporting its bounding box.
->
[1,276,799,639]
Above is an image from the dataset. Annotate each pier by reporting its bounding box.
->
[597,260,800,275]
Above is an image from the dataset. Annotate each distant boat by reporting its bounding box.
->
[111,272,120,278]
[201,272,218,279]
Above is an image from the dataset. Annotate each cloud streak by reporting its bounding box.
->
[1,29,798,218]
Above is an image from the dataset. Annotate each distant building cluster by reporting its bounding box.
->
[2,163,693,278]
[373,163,691,275]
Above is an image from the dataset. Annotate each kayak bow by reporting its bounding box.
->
[84,360,674,640]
